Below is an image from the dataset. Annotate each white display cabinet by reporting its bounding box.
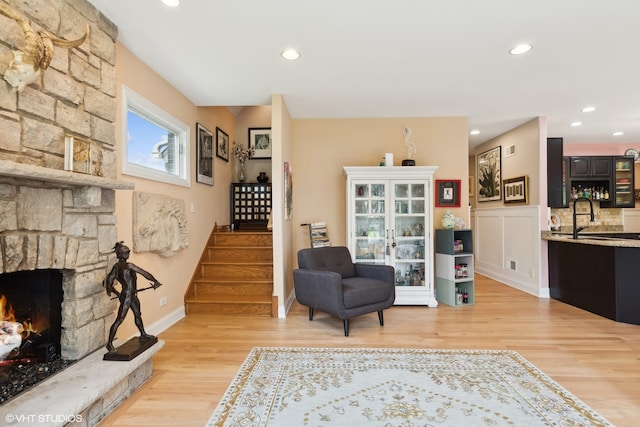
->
[344,166,438,306]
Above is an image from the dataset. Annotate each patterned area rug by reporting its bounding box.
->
[206,347,611,427]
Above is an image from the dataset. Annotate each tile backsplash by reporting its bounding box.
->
[551,206,623,232]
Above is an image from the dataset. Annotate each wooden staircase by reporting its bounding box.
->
[184,226,274,316]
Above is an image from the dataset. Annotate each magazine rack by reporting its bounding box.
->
[301,222,330,248]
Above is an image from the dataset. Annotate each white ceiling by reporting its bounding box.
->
[88,0,640,149]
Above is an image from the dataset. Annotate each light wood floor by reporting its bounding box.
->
[99,274,640,426]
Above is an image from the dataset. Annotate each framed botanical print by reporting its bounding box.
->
[477,146,502,202]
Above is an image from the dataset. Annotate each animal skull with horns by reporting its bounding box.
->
[0,2,90,92]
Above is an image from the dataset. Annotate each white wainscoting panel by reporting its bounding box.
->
[472,205,546,297]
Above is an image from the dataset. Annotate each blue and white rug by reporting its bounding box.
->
[207,347,611,426]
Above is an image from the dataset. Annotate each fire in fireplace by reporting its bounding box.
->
[0,269,74,404]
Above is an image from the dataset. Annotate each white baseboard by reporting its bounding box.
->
[115,306,186,346]
[279,290,296,318]
[147,306,186,336]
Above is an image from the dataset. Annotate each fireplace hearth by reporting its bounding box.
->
[0,358,75,405]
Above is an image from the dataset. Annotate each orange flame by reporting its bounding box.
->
[0,295,16,322]
[0,295,39,339]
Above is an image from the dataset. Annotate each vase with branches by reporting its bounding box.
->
[233,142,254,182]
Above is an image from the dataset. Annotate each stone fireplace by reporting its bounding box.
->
[0,162,164,426]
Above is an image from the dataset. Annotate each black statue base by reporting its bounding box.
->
[401,159,416,166]
[103,336,158,361]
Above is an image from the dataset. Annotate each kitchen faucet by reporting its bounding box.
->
[572,197,595,239]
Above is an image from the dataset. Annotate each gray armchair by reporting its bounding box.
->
[293,246,395,336]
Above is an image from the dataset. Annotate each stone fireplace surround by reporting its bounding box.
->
[0,160,162,426]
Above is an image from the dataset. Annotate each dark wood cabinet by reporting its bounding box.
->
[549,152,635,208]
[569,156,611,178]
[230,183,272,230]
[548,241,640,325]
[547,138,567,208]
[611,156,635,208]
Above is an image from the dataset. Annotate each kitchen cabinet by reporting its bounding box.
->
[569,156,611,178]
[567,156,635,208]
[344,166,438,306]
[549,153,636,208]
[435,229,474,307]
[547,138,568,208]
[612,156,635,208]
[548,240,640,325]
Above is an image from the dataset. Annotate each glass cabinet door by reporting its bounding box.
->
[393,182,426,286]
[613,157,635,207]
[353,183,387,263]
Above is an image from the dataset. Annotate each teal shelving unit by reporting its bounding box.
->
[435,229,474,307]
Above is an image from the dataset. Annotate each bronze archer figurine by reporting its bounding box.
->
[103,241,162,353]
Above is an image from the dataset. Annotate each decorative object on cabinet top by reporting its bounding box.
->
[624,148,638,161]
[401,127,417,166]
[257,172,269,183]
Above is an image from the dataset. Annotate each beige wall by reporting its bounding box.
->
[290,117,468,262]
[235,106,272,181]
[114,44,233,338]
[271,95,295,314]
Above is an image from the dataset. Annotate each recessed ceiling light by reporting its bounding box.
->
[581,106,596,113]
[509,44,532,55]
[281,49,300,60]
[469,130,480,135]
[613,131,624,136]
[161,0,180,6]
[570,121,582,127]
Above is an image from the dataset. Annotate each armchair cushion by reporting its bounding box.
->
[297,246,355,278]
[342,277,393,309]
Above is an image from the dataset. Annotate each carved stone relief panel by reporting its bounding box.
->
[132,191,188,257]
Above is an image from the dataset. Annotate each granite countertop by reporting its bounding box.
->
[541,231,640,248]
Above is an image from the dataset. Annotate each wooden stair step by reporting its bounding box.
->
[192,280,273,296]
[199,263,273,280]
[205,247,272,262]
[210,232,272,247]
[185,298,272,316]
[187,295,271,303]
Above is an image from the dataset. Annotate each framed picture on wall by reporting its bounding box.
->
[216,126,229,162]
[196,123,214,185]
[477,146,502,202]
[435,179,461,207]
[503,175,529,204]
[248,128,272,159]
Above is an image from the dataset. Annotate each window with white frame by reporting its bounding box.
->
[122,86,190,187]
